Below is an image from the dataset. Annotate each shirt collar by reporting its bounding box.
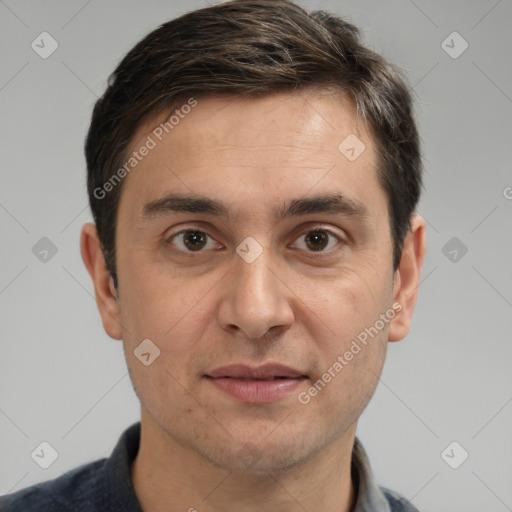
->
[105,422,143,511]
[351,437,393,512]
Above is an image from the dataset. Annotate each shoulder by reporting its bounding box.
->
[0,458,107,512]
[380,486,421,512]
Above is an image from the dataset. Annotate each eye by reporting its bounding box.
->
[167,230,219,252]
[292,228,342,253]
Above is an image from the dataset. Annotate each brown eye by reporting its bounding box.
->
[305,230,329,251]
[182,231,207,251]
[169,230,217,252]
[293,228,341,253]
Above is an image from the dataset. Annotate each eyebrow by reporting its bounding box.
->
[141,192,368,223]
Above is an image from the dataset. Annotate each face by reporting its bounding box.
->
[90,91,408,473]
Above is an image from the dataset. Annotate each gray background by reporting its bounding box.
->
[1,0,511,510]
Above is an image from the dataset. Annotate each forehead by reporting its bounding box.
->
[141,91,369,163]
[118,91,384,223]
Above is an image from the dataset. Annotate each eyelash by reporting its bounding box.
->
[166,227,344,255]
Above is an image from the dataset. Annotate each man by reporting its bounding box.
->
[0,0,426,510]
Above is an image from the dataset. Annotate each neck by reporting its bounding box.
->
[131,411,356,512]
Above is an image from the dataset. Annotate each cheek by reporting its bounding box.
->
[298,263,393,346]
[118,260,219,341]
[299,320,388,433]
[294,263,392,414]
[116,266,223,398]
[120,270,214,408]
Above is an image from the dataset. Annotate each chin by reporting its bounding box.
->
[193,429,321,476]
[209,445,308,475]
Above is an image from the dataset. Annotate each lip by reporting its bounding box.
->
[206,363,306,379]
[204,364,308,403]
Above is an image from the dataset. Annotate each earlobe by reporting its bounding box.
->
[80,223,123,340]
[388,215,427,342]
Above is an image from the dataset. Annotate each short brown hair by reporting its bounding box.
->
[85,0,422,281]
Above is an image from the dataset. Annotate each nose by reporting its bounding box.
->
[217,246,294,341]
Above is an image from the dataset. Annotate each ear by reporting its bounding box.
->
[388,214,426,342]
[80,223,123,340]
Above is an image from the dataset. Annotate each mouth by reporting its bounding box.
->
[204,364,308,403]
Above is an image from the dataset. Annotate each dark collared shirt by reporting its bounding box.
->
[0,423,419,511]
